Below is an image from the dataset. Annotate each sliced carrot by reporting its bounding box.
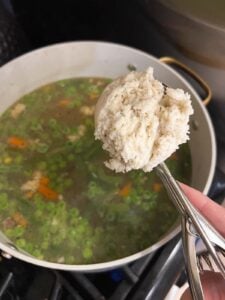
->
[7,136,28,149]
[152,183,163,193]
[118,182,132,197]
[39,176,49,186]
[89,93,98,101]
[37,184,59,201]
[170,153,178,161]
[58,99,71,107]
[12,212,28,227]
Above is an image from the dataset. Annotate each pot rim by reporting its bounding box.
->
[0,41,217,271]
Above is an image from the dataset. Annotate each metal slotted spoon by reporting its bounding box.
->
[156,162,225,300]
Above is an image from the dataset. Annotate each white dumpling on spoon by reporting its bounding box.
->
[94,67,193,173]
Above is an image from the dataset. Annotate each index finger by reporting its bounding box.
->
[179,183,225,238]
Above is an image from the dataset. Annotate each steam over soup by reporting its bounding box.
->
[0,78,191,264]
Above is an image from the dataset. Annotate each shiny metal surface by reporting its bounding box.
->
[144,0,225,69]
[0,41,216,271]
[159,56,212,105]
[181,216,204,300]
[156,162,225,299]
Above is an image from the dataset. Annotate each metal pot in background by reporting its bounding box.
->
[0,41,216,271]
[142,0,225,99]
[140,0,225,171]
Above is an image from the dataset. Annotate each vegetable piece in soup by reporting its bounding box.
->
[0,77,191,264]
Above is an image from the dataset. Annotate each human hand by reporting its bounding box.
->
[180,183,225,300]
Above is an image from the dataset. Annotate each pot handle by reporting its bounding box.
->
[159,56,212,106]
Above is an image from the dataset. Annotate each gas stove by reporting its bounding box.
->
[0,235,186,300]
[0,0,225,299]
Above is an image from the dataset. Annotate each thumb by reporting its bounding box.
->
[179,183,225,238]
[181,271,225,300]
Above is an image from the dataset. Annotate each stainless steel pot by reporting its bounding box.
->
[141,0,225,156]
[0,41,216,271]
[142,0,225,90]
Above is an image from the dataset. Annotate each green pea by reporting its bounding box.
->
[44,94,53,102]
[36,143,49,153]
[65,86,77,97]
[70,207,79,216]
[57,200,66,209]
[59,161,67,169]
[31,123,43,132]
[46,202,55,211]
[65,141,74,148]
[33,194,43,202]
[72,98,82,107]
[87,85,98,93]
[32,249,44,259]
[41,240,49,250]
[77,224,89,235]
[49,164,58,172]
[52,131,61,138]
[58,80,66,88]
[67,153,75,161]
[64,178,73,188]
[16,238,26,248]
[14,155,23,164]
[66,255,76,264]
[0,193,9,209]
[70,228,77,237]
[37,161,47,170]
[0,182,5,190]
[61,126,71,135]
[53,233,65,245]
[49,226,58,234]
[48,118,57,128]
[54,185,63,194]
[34,198,46,209]
[34,209,43,218]
[6,226,25,238]
[83,247,93,260]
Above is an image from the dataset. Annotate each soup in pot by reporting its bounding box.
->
[0,78,191,264]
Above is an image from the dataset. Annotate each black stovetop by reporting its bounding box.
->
[0,235,185,300]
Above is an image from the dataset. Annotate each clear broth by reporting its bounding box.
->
[0,78,191,264]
